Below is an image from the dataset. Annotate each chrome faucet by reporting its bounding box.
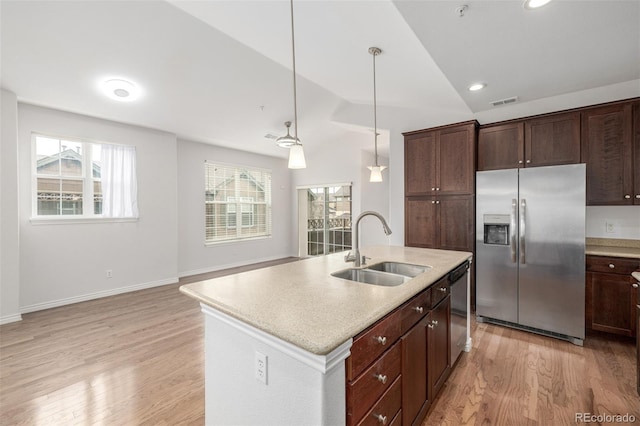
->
[344,211,392,267]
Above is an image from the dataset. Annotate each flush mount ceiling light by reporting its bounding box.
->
[468,83,486,92]
[367,47,387,183]
[285,0,306,169]
[100,78,141,102]
[523,0,552,9]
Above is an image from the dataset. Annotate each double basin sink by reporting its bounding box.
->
[331,262,431,287]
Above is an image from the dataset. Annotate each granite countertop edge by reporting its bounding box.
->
[585,238,640,259]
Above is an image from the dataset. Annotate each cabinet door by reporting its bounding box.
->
[405,198,437,248]
[438,195,474,252]
[524,112,580,167]
[438,124,475,195]
[581,103,633,205]
[401,314,430,426]
[405,133,437,196]
[633,102,640,204]
[428,296,450,397]
[587,272,636,337]
[478,122,524,171]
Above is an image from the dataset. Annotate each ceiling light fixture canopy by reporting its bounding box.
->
[523,0,552,9]
[367,47,387,183]
[286,0,306,169]
[100,78,141,102]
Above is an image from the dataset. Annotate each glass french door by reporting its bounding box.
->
[300,185,352,256]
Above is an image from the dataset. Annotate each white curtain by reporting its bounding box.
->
[101,144,139,218]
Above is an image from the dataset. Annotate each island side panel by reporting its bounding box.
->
[202,304,350,425]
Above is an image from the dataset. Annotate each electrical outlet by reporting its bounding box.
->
[605,221,616,234]
[106,269,113,278]
[255,351,267,385]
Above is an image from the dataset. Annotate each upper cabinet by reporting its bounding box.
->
[404,121,476,196]
[478,112,580,171]
[634,101,640,204]
[581,102,635,205]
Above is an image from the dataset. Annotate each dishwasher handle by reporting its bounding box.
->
[449,261,470,283]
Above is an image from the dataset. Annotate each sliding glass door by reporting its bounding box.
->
[302,185,352,256]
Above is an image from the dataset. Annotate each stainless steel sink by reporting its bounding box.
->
[365,262,431,277]
[331,268,410,286]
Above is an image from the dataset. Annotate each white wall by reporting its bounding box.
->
[586,206,640,240]
[177,139,293,276]
[17,104,179,312]
[1,89,21,324]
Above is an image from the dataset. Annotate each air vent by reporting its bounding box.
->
[490,96,519,107]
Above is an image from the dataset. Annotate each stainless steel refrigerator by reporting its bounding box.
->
[476,164,585,345]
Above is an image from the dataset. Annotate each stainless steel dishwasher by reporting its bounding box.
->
[449,260,470,366]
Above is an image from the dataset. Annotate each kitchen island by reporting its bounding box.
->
[180,245,472,425]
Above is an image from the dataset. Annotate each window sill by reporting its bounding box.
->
[205,235,271,246]
[30,216,139,225]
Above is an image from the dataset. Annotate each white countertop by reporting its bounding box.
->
[180,245,472,355]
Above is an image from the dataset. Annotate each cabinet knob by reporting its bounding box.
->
[431,187,435,191]
[432,320,439,326]
[428,323,435,329]
[431,200,436,204]
[373,414,387,425]
[375,373,388,384]
[439,287,447,292]
[609,264,615,269]
[376,336,387,345]
[413,306,424,314]
[526,159,531,164]
[436,187,440,191]
[624,195,631,199]
[636,195,640,199]
[436,200,440,204]
[518,160,523,164]
[633,283,639,289]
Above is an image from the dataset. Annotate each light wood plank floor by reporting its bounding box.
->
[1,259,638,425]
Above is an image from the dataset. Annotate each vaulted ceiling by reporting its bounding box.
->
[2,0,639,159]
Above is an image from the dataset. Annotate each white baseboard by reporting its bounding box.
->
[0,313,23,325]
[178,254,295,278]
[20,277,178,314]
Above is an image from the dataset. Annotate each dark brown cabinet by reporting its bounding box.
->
[581,103,634,205]
[401,314,430,426]
[428,295,450,397]
[586,255,640,337]
[634,102,640,204]
[405,196,474,252]
[478,112,580,171]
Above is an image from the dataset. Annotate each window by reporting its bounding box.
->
[33,134,137,219]
[205,162,271,243]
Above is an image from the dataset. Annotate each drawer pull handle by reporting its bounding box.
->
[633,283,639,289]
[376,336,387,345]
[439,287,447,293]
[373,414,387,425]
[609,264,615,269]
[413,306,424,314]
[375,373,388,384]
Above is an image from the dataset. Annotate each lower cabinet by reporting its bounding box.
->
[586,255,639,337]
[346,276,453,426]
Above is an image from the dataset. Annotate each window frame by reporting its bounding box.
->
[30,133,137,224]
[204,161,272,245]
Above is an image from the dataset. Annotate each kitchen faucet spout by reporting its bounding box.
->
[344,211,392,267]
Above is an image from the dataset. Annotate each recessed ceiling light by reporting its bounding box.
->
[100,78,141,102]
[523,0,552,9]
[468,83,486,92]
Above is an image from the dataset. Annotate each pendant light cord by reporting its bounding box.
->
[290,0,299,146]
[372,49,378,166]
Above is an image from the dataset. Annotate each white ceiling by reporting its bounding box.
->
[2,0,639,160]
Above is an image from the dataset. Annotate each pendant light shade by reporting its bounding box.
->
[286,0,306,169]
[288,144,307,169]
[367,46,386,182]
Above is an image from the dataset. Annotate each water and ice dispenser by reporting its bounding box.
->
[483,214,510,245]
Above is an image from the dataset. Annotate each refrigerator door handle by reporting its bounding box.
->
[510,199,517,263]
[520,199,526,264]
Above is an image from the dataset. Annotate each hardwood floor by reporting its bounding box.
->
[1,260,638,425]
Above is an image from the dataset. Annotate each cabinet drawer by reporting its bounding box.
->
[586,256,640,275]
[347,342,401,424]
[431,276,450,307]
[398,288,431,334]
[347,310,402,380]
[356,376,401,426]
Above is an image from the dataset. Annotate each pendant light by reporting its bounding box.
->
[286,0,306,169]
[367,47,386,182]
